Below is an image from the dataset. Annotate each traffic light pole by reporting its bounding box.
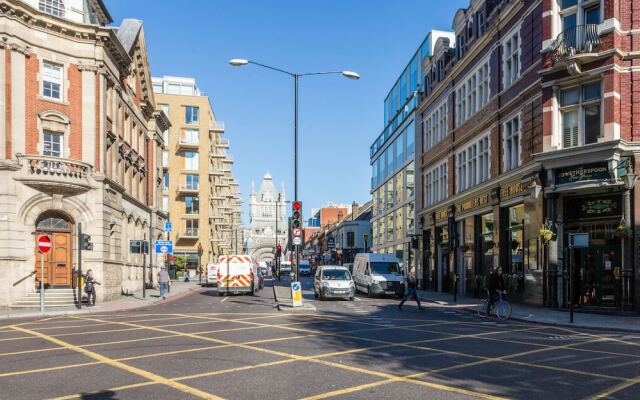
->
[294,74,300,282]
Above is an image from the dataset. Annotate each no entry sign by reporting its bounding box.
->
[37,235,52,254]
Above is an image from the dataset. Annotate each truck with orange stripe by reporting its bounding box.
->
[216,255,259,296]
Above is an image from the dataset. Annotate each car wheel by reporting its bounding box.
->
[319,290,325,301]
[314,289,318,299]
[218,291,224,297]
[349,297,354,301]
[367,286,373,298]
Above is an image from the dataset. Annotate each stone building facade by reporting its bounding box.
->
[0,0,168,306]
[246,174,287,262]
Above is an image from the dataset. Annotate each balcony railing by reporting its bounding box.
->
[552,24,600,64]
[210,121,225,132]
[16,155,93,194]
[179,228,199,239]
[177,185,199,194]
[216,139,230,149]
[177,138,199,149]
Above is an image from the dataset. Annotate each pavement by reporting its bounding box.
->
[0,275,639,399]
[0,280,203,320]
[416,289,640,333]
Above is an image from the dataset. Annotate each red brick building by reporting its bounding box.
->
[417,0,640,313]
[0,0,168,307]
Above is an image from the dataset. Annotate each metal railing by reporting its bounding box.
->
[552,24,600,64]
[180,228,199,238]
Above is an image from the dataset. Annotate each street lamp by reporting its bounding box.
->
[229,58,359,280]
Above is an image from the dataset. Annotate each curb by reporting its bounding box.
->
[0,285,203,321]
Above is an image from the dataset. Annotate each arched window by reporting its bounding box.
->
[36,211,72,231]
[39,0,66,18]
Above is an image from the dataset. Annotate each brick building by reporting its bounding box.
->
[416,0,640,313]
[0,0,168,306]
[416,0,544,304]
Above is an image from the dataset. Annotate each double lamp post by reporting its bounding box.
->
[229,59,359,280]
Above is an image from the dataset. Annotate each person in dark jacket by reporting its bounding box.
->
[84,269,100,306]
[486,266,505,316]
[398,267,423,310]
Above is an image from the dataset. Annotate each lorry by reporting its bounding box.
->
[216,255,259,296]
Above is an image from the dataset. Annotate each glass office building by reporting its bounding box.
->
[370,30,454,270]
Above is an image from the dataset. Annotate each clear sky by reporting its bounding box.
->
[106,0,468,223]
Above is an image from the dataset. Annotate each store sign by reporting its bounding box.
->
[555,162,610,185]
[435,207,449,222]
[456,193,489,214]
[565,195,621,221]
[500,181,524,200]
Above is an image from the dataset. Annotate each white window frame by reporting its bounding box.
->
[556,0,603,37]
[456,134,490,193]
[42,61,63,101]
[39,0,66,18]
[424,160,448,208]
[42,130,63,158]
[502,27,521,88]
[558,81,602,148]
[182,128,199,145]
[422,100,448,151]
[185,106,199,125]
[184,151,199,170]
[455,59,490,126]
[503,114,522,172]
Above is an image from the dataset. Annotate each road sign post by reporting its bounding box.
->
[291,201,303,281]
[37,234,52,313]
[291,281,303,307]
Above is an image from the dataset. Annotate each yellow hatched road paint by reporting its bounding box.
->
[9,325,224,400]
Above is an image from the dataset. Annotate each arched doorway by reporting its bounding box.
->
[35,211,73,288]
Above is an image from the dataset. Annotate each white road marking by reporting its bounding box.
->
[220,297,229,303]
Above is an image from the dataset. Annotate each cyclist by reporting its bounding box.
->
[486,265,505,317]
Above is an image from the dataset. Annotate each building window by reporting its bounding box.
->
[162,172,169,192]
[185,196,199,214]
[185,106,199,125]
[503,115,521,172]
[43,131,63,157]
[406,162,415,200]
[346,232,355,248]
[424,161,448,208]
[185,220,199,236]
[559,81,601,148]
[394,132,404,168]
[502,29,520,88]
[406,121,415,157]
[160,104,169,116]
[184,151,199,170]
[39,0,65,17]
[456,135,490,193]
[182,128,199,145]
[456,61,489,126]
[422,101,448,151]
[162,195,169,212]
[42,62,63,100]
[162,130,169,144]
[162,150,169,167]
[152,83,163,93]
[184,174,199,190]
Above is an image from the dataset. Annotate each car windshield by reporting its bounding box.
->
[322,269,351,280]
[370,262,400,275]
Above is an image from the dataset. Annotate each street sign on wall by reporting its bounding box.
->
[327,237,335,249]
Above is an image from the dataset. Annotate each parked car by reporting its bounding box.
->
[299,260,312,276]
[343,263,354,275]
[258,261,269,277]
[314,265,355,301]
[353,253,404,298]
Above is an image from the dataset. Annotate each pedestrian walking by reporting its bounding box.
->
[184,268,190,282]
[398,267,423,310]
[198,265,203,283]
[84,269,100,306]
[158,266,170,300]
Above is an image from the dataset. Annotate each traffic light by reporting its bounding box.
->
[81,234,93,251]
[276,245,282,257]
[291,201,302,229]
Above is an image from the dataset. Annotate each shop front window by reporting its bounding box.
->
[505,204,525,295]
[479,213,494,279]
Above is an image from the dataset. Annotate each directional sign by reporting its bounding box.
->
[291,281,303,307]
[37,235,52,254]
[293,237,302,246]
[155,240,173,254]
[164,221,172,233]
[327,237,335,249]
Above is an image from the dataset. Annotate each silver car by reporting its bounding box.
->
[314,265,355,301]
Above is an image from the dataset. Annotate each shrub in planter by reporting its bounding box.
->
[615,223,632,239]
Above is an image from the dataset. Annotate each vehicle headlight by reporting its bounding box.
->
[322,281,329,287]
[371,280,378,285]
[349,281,355,287]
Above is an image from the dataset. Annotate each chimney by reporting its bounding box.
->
[351,202,359,218]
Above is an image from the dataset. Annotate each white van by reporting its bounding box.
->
[205,263,218,286]
[216,255,259,296]
[280,261,292,275]
[353,253,404,298]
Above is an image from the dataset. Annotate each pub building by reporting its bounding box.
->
[535,149,639,312]
[421,169,545,306]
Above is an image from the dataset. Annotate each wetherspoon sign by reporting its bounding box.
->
[555,162,610,185]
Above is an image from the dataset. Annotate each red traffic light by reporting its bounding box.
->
[292,201,302,211]
[276,245,282,251]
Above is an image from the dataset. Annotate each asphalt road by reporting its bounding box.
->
[1,275,639,400]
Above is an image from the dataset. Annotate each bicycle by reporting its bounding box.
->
[477,290,511,320]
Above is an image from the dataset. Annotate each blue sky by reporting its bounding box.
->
[106,0,467,223]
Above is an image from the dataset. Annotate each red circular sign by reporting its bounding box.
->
[37,235,52,254]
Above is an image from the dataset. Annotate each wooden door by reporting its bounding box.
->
[35,232,72,287]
